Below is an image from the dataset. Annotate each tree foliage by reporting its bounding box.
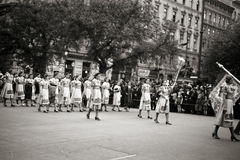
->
[0,0,67,74]
[0,0,179,74]
[63,0,179,73]
[202,20,240,83]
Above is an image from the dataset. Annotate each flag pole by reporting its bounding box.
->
[216,62,240,84]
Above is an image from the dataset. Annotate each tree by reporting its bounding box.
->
[63,0,179,73]
[202,20,240,83]
[0,0,68,74]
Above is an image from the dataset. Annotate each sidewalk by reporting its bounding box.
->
[0,102,239,160]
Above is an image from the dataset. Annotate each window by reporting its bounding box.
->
[212,29,215,35]
[195,19,198,28]
[180,34,184,44]
[208,28,211,35]
[196,1,199,11]
[190,0,193,8]
[223,17,225,25]
[172,11,177,22]
[213,13,216,22]
[181,14,185,25]
[204,10,207,19]
[164,8,168,19]
[183,0,185,5]
[227,19,229,26]
[209,11,212,21]
[194,38,197,50]
[188,17,192,28]
[218,16,221,24]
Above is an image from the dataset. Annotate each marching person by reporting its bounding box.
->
[34,74,42,103]
[49,72,60,112]
[137,79,152,119]
[70,76,77,111]
[1,71,15,107]
[112,82,122,112]
[71,75,83,112]
[234,121,240,135]
[59,73,71,112]
[15,72,25,106]
[212,76,239,141]
[37,74,50,113]
[100,77,110,112]
[86,74,101,120]
[154,80,173,125]
[25,74,35,107]
[84,76,92,110]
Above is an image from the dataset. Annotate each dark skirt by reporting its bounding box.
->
[25,83,32,100]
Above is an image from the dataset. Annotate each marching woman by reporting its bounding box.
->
[49,72,60,112]
[112,82,122,112]
[70,76,77,111]
[137,79,152,119]
[34,74,42,103]
[84,76,92,109]
[100,77,110,112]
[25,74,35,107]
[59,73,71,112]
[154,80,173,125]
[71,75,83,112]
[15,72,25,106]
[1,71,15,107]
[37,74,50,113]
[86,74,101,120]
[212,75,239,141]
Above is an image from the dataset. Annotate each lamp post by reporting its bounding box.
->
[197,0,205,78]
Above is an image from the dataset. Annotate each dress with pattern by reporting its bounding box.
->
[15,76,25,99]
[71,80,82,103]
[59,78,71,105]
[139,83,151,110]
[92,79,101,106]
[102,82,110,104]
[37,79,49,105]
[1,74,14,99]
[84,80,92,99]
[155,86,172,113]
[113,85,121,106]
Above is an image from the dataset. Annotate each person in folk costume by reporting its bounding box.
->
[49,72,60,112]
[154,80,174,125]
[34,74,42,103]
[15,72,25,106]
[37,74,50,113]
[212,75,239,141]
[86,74,101,120]
[1,71,15,107]
[25,74,36,107]
[124,81,132,111]
[71,75,83,112]
[175,86,184,113]
[70,76,77,111]
[84,76,92,109]
[112,81,122,112]
[137,79,152,119]
[100,77,110,112]
[58,72,71,112]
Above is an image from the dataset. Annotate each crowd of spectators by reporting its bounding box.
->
[106,78,215,116]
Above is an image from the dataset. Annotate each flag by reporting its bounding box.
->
[209,74,240,114]
[176,56,185,69]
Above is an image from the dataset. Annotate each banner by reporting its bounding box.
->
[209,74,240,113]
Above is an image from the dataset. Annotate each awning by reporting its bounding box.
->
[148,70,159,79]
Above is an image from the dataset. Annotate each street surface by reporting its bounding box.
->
[0,102,239,160]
